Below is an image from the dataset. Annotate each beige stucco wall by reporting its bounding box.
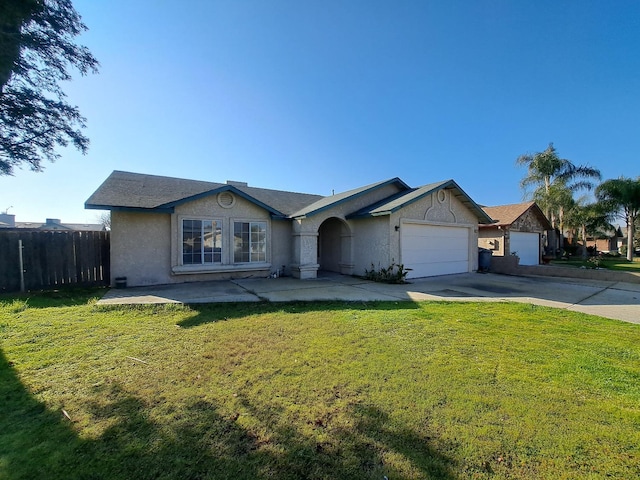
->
[350,216,391,276]
[111,211,172,286]
[479,228,505,256]
[271,219,293,275]
[111,192,295,287]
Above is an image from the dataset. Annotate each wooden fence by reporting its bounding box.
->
[0,230,110,292]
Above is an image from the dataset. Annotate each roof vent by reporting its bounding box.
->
[217,191,236,208]
[226,180,248,187]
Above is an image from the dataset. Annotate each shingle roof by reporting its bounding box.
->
[85,171,221,211]
[236,185,324,217]
[85,171,324,217]
[347,179,494,224]
[289,177,410,218]
[86,171,494,225]
[480,201,551,229]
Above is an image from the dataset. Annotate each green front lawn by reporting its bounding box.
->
[551,256,640,271]
[602,256,640,271]
[1,291,639,479]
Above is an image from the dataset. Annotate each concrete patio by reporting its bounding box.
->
[97,272,640,324]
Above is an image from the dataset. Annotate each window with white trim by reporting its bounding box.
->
[234,221,266,263]
[182,219,222,265]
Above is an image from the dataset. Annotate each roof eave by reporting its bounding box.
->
[346,210,392,219]
[479,222,507,228]
[85,203,175,214]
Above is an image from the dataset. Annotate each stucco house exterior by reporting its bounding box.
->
[85,171,493,286]
[479,201,551,266]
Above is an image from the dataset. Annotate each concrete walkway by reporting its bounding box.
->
[98,273,640,324]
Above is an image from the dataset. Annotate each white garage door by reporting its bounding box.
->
[510,232,540,265]
[401,224,470,279]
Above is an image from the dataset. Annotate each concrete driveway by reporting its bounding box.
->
[98,272,640,324]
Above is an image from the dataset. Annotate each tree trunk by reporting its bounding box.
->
[628,213,635,262]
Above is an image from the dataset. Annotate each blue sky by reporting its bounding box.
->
[2,0,639,223]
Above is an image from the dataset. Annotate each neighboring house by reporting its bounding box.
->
[587,226,624,254]
[564,225,623,255]
[85,171,493,286]
[479,202,552,265]
[0,213,16,228]
[0,214,105,231]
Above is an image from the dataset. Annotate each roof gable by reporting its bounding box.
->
[347,179,494,224]
[289,177,410,218]
[157,184,287,217]
[481,202,551,229]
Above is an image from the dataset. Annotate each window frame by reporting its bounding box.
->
[233,220,268,264]
[181,217,223,266]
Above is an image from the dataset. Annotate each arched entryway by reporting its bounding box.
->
[317,217,352,274]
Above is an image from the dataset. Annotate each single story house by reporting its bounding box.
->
[0,214,105,231]
[85,171,493,286]
[587,226,624,254]
[479,201,552,265]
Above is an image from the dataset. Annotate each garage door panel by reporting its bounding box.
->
[407,260,469,278]
[510,232,540,266]
[401,224,470,278]
[405,247,468,263]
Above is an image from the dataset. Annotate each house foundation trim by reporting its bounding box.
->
[291,263,320,279]
[172,263,271,275]
[338,262,355,275]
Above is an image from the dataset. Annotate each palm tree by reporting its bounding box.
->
[564,202,612,259]
[596,177,640,261]
[516,143,602,229]
[532,181,574,234]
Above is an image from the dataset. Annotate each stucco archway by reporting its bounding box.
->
[317,217,353,275]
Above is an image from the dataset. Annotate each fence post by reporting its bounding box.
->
[18,239,25,292]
